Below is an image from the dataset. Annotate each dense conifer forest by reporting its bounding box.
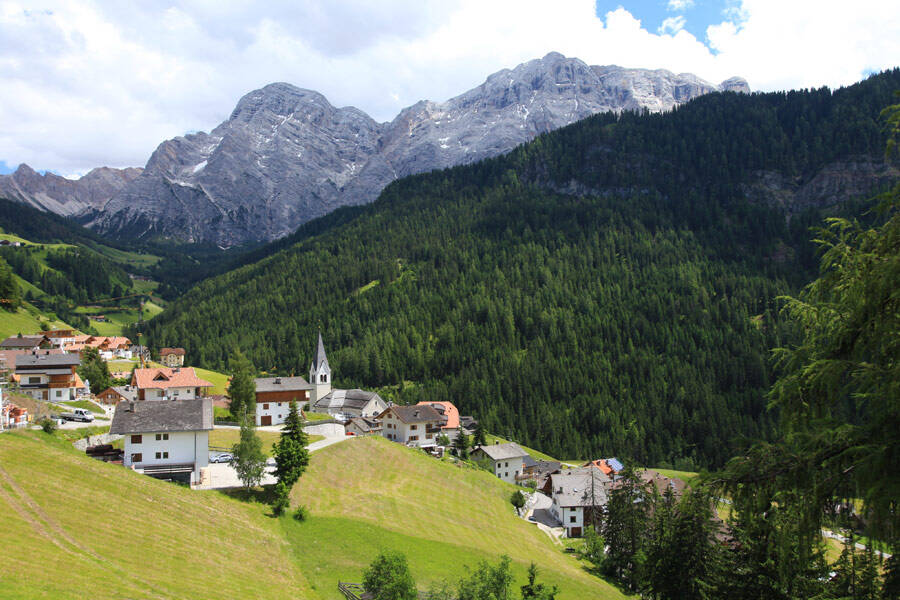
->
[141,70,900,468]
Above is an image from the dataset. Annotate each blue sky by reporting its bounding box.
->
[595,1,742,46]
[1,0,897,178]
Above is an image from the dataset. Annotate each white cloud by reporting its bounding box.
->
[0,0,898,176]
[667,0,695,10]
[659,15,687,35]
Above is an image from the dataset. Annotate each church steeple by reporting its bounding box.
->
[309,331,332,405]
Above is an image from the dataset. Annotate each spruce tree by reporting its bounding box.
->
[228,350,256,419]
[473,419,487,447]
[453,431,469,459]
[272,399,310,488]
[602,467,652,591]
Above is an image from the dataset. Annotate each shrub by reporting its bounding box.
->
[293,505,309,522]
[271,481,290,516]
[40,418,58,434]
[511,490,526,510]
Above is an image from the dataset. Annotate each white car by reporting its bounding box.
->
[210,452,233,463]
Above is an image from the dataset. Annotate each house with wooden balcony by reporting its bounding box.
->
[131,367,212,401]
[13,351,81,402]
[374,404,443,448]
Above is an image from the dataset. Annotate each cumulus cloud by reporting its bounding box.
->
[0,0,897,176]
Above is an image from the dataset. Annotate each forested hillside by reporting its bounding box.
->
[142,70,900,468]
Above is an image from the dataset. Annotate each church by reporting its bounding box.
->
[307,333,388,420]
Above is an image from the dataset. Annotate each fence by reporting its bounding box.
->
[337,582,367,600]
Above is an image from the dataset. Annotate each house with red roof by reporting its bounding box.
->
[131,367,212,401]
[416,401,463,441]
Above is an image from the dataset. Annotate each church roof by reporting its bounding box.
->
[310,332,329,372]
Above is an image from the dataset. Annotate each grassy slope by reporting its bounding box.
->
[0,306,71,339]
[289,436,626,600]
[194,367,230,395]
[0,430,315,600]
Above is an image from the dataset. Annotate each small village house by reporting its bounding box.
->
[415,401,466,441]
[14,351,81,402]
[42,329,79,349]
[110,398,212,485]
[159,348,186,367]
[312,389,387,419]
[96,385,138,405]
[344,416,382,436]
[1,334,52,352]
[375,404,443,447]
[254,375,313,426]
[470,442,533,484]
[549,467,611,538]
[131,367,212,401]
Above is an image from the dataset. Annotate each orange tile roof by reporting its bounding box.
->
[131,367,213,390]
[416,401,460,429]
[160,347,186,356]
[585,459,614,475]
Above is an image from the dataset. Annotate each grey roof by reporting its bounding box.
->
[381,404,442,424]
[2,335,49,348]
[109,398,213,434]
[550,468,611,508]
[15,353,80,369]
[111,386,138,402]
[314,388,383,411]
[526,460,561,476]
[346,417,382,433]
[254,376,313,393]
[310,332,328,372]
[473,442,531,461]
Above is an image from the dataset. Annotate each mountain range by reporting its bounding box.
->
[0,52,748,245]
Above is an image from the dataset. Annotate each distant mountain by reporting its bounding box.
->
[82,52,746,244]
[0,164,142,218]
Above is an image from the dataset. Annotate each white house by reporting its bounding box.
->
[131,367,213,401]
[110,398,213,486]
[13,352,80,402]
[375,404,443,447]
[470,442,533,484]
[548,467,610,538]
[312,388,387,419]
[254,376,313,426]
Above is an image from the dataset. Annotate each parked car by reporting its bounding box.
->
[210,452,233,463]
[60,408,94,423]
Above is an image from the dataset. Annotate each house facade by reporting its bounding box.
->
[96,385,138,405]
[415,401,463,441]
[345,417,382,436]
[254,376,313,426]
[14,351,81,402]
[159,348,186,367]
[375,404,443,447]
[312,388,387,419]
[549,467,611,538]
[131,367,212,401]
[470,442,532,484]
[110,398,213,485]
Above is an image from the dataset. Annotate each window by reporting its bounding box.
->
[155,433,169,441]
[426,434,433,439]
[263,404,269,410]
[154,452,170,459]
[410,424,418,430]
[505,462,509,467]
[131,435,142,444]
[409,435,418,441]
[29,376,41,384]
[570,516,577,523]
[504,473,509,478]
[55,390,62,397]
[156,390,163,397]
[131,453,142,462]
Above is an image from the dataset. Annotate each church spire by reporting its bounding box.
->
[312,330,328,371]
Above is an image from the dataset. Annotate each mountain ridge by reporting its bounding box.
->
[1,52,747,245]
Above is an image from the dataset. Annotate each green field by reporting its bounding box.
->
[289,436,626,600]
[651,468,699,483]
[61,400,106,415]
[0,306,71,339]
[0,431,315,599]
[208,428,324,456]
[303,411,335,423]
[194,367,230,395]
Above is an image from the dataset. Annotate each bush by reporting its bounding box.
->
[511,490,526,510]
[40,418,58,434]
[271,481,290,516]
[293,505,309,521]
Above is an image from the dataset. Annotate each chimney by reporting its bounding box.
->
[275,377,281,384]
[128,402,135,412]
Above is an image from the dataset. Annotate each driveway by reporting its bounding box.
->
[524,492,566,544]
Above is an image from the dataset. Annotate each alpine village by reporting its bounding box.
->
[0,6,897,600]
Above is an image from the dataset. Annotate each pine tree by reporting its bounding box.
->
[473,419,487,447]
[520,563,558,600]
[228,350,256,418]
[77,346,111,394]
[272,400,310,488]
[453,431,469,459]
[602,467,652,591]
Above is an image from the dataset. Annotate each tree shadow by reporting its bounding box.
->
[216,483,276,508]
